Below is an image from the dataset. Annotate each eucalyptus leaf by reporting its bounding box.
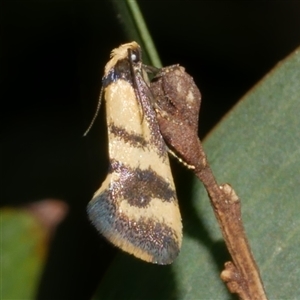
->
[1,208,47,299]
[94,48,300,299]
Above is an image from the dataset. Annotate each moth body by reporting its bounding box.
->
[87,42,182,264]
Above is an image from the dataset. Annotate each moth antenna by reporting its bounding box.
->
[83,87,104,136]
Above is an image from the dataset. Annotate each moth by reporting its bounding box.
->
[87,42,182,264]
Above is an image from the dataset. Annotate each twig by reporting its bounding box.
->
[151,65,267,299]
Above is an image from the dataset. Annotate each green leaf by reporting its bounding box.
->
[93,48,300,299]
[1,208,47,299]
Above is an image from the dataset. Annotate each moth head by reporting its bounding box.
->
[104,41,141,76]
[128,47,141,64]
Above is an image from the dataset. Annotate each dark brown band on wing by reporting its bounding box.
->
[109,159,176,208]
[109,124,147,149]
[102,59,133,87]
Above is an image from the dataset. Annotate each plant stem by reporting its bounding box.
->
[151,65,268,299]
[195,141,267,300]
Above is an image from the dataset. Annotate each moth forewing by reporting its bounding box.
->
[87,42,182,265]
